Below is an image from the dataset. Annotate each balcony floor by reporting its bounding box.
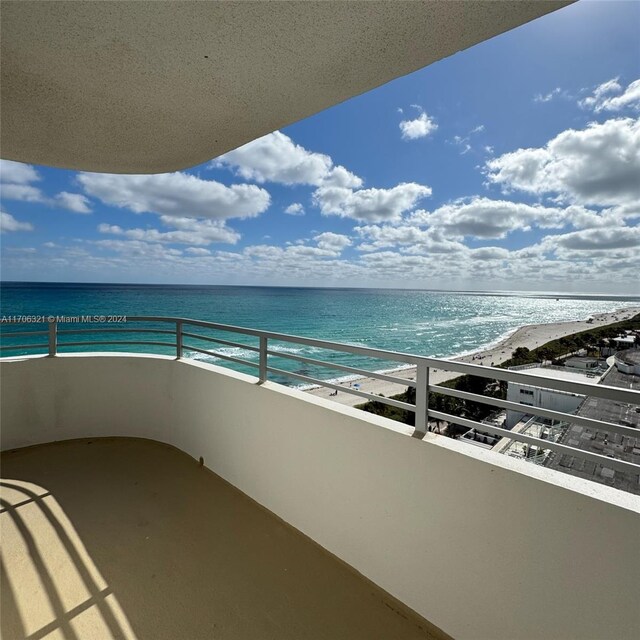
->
[1,438,445,640]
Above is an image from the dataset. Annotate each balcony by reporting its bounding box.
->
[2,318,640,640]
[2,438,440,640]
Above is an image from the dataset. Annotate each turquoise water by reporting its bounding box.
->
[1,282,638,385]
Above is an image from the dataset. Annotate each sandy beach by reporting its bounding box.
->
[306,306,640,408]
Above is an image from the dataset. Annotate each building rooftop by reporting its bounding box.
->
[617,348,640,367]
[564,356,601,366]
[0,438,445,640]
[545,366,640,494]
[510,365,602,385]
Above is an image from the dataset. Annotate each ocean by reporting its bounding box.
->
[1,282,639,386]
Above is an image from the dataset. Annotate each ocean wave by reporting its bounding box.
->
[268,343,320,355]
[185,346,258,362]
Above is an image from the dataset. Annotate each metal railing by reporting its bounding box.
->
[1,316,639,476]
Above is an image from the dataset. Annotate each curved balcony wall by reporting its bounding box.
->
[2,353,639,640]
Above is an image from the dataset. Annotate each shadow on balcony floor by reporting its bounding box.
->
[1,437,446,640]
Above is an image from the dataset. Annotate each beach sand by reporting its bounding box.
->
[306,306,640,408]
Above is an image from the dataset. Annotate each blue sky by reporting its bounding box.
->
[1,0,639,293]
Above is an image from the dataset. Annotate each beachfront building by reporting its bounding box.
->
[504,363,600,428]
[2,3,639,640]
[615,348,640,376]
[496,352,640,493]
[545,360,640,494]
[564,355,603,370]
[614,335,637,349]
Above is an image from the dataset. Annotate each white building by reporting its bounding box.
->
[615,349,640,376]
[506,365,601,429]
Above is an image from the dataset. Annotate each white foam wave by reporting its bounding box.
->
[185,346,258,362]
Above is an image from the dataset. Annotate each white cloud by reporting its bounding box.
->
[95,239,183,258]
[53,192,92,214]
[321,165,363,189]
[314,182,432,222]
[98,216,240,245]
[185,247,212,256]
[355,224,464,254]
[354,197,630,255]
[79,171,270,220]
[579,77,640,112]
[0,159,92,213]
[485,117,640,207]
[534,87,562,103]
[214,131,362,188]
[451,125,485,155]
[314,232,352,254]
[544,226,640,251]
[0,211,34,232]
[0,159,41,184]
[469,247,510,260]
[244,243,341,262]
[0,159,45,203]
[399,109,438,140]
[284,202,305,216]
[0,183,45,202]
[419,198,570,239]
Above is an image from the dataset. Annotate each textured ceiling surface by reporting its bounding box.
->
[1,1,571,173]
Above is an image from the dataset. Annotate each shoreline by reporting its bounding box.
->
[305,306,640,407]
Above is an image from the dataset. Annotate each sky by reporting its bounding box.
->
[1,0,639,294]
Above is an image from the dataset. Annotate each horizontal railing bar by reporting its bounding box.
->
[119,317,640,405]
[2,316,638,403]
[0,330,48,337]
[0,343,47,351]
[265,349,417,388]
[60,340,177,349]
[182,344,259,369]
[181,331,260,353]
[429,384,640,439]
[265,365,416,412]
[132,316,423,363]
[57,327,176,335]
[2,316,638,478]
[429,409,640,475]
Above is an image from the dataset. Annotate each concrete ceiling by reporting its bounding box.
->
[1,1,572,174]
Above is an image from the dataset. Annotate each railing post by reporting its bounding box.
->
[176,320,183,358]
[414,362,429,438]
[259,336,268,383]
[48,320,57,357]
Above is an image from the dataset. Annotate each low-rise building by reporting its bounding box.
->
[564,355,602,370]
[545,363,640,494]
[505,364,601,428]
[614,348,640,376]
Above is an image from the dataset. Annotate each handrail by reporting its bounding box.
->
[3,316,634,402]
[1,316,639,476]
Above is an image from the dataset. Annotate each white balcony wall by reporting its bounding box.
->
[2,354,639,640]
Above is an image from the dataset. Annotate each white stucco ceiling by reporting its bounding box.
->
[1,1,572,174]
